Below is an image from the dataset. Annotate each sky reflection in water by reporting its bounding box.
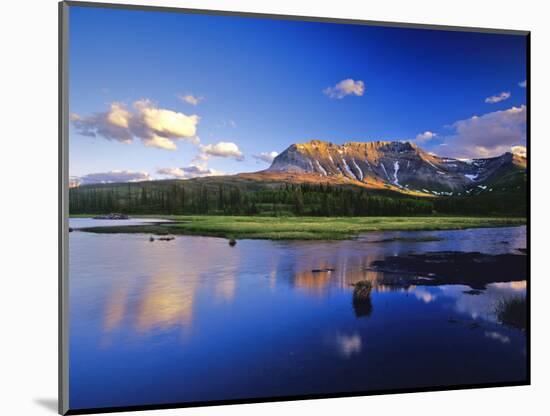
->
[69,224,527,410]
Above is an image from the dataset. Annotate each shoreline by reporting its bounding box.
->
[70,215,527,241]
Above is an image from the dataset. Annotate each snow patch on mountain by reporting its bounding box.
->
[316,160,327,176]
[352,159,363,180]
[393,161,400,186]
[342,158,355,179]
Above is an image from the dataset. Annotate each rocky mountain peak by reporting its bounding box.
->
[267,139,525,195]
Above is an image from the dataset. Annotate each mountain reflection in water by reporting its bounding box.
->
[69,223,527,410]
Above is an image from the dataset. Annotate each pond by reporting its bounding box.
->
[68,221,527,410]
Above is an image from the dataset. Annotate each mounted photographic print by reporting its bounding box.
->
[59,2,530,414]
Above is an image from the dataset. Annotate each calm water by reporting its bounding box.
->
[69,222,527,410]
[70,217,172,229]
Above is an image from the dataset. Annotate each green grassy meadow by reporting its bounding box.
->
[75,215,527,240]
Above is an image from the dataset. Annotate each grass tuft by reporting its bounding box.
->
[495,296,527,331]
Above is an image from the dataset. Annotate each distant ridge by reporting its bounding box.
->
[264,139,526,195]
[72,139,526,201]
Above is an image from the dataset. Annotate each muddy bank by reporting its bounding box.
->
[369,251,527,289]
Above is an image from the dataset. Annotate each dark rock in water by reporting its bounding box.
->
[369,251,527,290]
[229,239,237,246]
[353,296,373,318]
[463,289,483,296]
[158,236,175,241]
[149,236,155,242]
[352,280,373,299]
[311,268,335,273]
[69,227,73,233]
[93,213,129,220]
[351,281,373,318]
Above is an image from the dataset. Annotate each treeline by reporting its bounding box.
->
[69,182,526,217]
[433,191,527,216]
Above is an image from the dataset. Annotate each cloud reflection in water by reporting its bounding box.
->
[335,333,362,358]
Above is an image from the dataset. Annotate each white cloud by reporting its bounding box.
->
[70,103,133,144]
[415,131,437,143]
[134,99,199,143]
[106,102,131,128]
[179,94,204,106]
[485,91,511,104]
[518,80,527,88]
[72,100,200,150]
[439,105,527,158]
[157,165,224,179]
[511,145,527,157]
[253,151,279,163]
[72,170,152,186]
[323,79,365,99]
[142,134,178,151]
[191,152,210,166]
[199,141,244,161]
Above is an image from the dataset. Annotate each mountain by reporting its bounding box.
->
[260,139,526,196]
[69,139,527,217]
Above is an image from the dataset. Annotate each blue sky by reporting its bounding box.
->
[68,5,527,184]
